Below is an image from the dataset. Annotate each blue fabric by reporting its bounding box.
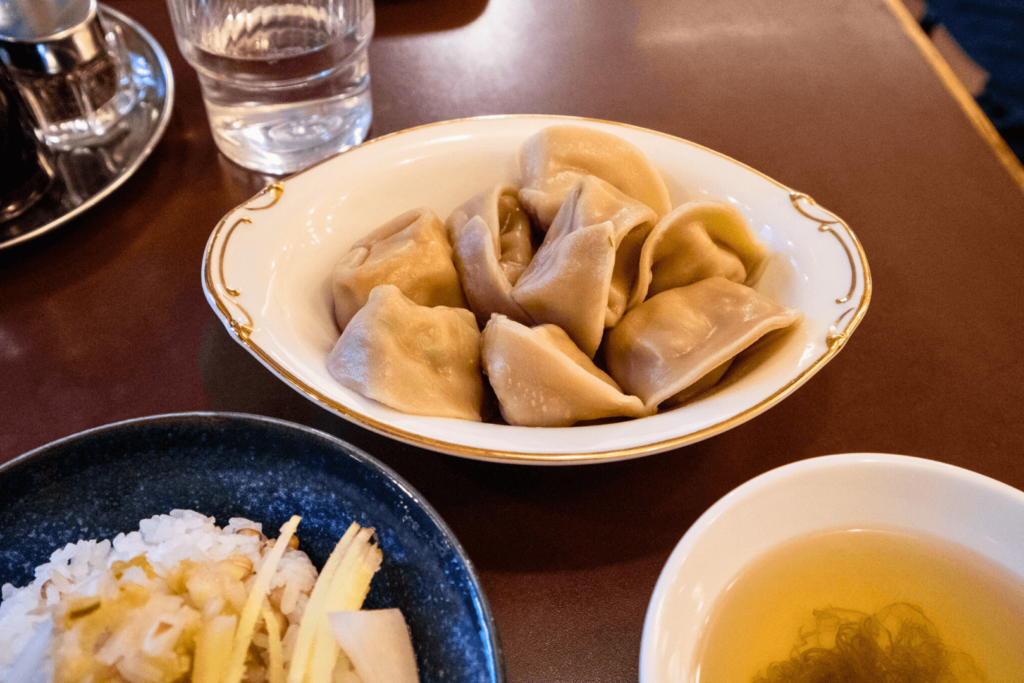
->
[927,0,1024,159]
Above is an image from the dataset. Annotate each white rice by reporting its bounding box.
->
[0,510,320,683]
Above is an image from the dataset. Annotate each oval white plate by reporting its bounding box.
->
[639,453,1024,683]
[203,116,870,464]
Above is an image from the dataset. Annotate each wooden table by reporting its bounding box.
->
[3,0,1023,680]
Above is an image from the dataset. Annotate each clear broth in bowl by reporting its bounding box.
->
[693,528,1024,683]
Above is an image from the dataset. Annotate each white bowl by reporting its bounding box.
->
[639,453,1024,683]
[202,115,870,464]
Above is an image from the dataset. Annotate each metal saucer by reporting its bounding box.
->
[0,4,174,251]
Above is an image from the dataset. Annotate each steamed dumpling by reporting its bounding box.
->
[511,176,656,356]
[629,201,769,307]
[332,208,468,331]
[605,277,803,411]
[510,220,614,358]
[543,175,659,325]
[518,125,672,229]
[446,182,534,284]
[446,183,534,326]
[481,315,647,427]
[327,285,486,421]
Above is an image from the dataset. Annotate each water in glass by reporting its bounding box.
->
[168,0,373,175]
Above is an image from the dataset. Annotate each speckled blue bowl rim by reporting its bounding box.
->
[0,411,505,683]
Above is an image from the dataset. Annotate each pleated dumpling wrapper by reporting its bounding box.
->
[481,314,648,427]
[512,176,657,356]
[327,285,486,421]
[446,182,534,326]
[605,277,803,412]
[332,208,468,331]
[630,201,769,308]
[518,125,672,229]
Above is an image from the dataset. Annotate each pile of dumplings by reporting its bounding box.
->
[325,125,803,428]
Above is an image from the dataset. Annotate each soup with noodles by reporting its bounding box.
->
[692,528,1024,683]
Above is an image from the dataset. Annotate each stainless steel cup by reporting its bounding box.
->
[0,0,138,148]
[0,77,53,222]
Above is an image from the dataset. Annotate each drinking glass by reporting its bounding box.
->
[164,0,374,175]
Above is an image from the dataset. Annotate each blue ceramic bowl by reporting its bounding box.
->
[0,412,504,683]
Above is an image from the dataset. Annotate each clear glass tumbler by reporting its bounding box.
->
[164,0,374,175]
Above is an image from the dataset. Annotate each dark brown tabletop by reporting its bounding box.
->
[2,0,1024,680]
